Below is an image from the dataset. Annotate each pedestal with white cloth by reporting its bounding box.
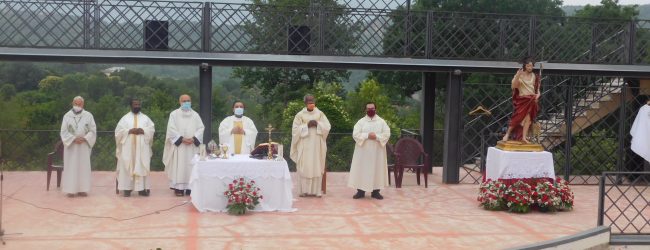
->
[485,147,555,181]
[189,154,295,212]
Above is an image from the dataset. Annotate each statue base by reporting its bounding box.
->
[495,140,544,152]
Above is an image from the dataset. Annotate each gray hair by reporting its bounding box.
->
[73,96,84,103]
[303,94,315,103]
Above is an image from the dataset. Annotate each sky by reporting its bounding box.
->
[562,0,650,5]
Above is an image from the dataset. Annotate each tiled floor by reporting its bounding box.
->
[0,170,598,249]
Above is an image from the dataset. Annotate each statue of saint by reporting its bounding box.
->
[502,57,541,144]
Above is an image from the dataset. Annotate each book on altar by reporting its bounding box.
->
[250,142,279,159]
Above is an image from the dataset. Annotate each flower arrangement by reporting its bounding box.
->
[533,181,561,212]
[504,180,533,213]
[554,177,574,211]
[477,179,506,210]
[477,178,574,213]
[224,177,262,215]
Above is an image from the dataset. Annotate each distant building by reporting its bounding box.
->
[101,67,125,76]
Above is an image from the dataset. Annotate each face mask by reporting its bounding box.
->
[366,109,376,118]
[307,103,315,111]
[181,102,191,110]
[72,106,83,113]
[132,107,141,114]
[234,107,244,116]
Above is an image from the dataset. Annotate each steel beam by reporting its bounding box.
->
[420,72,436,171]
[199,63,212,144]
[2,47,650,77]
[443,70,463,184]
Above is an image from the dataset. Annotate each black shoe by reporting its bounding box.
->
[185,189,191,196]
[371,190,383,200]
[138,190,150,197]
[174,189,184,196]
[353,190,365,199]
[123,190,132,197]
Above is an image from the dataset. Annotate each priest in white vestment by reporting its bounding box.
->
[218,101,258,155]
[631,101,650,164]
[115,99,155,197]
[348,102,390,200]
[59,96,97,197]
[163,94,205,196]
[290,95,331,197]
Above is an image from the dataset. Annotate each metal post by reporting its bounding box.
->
[528,16,536,57]
[202,2,212,52]
[591,24,597,62]
[318,8,324,54]
[94,0,100,48]
[498,19,505,59]
[421,72,436,171]
[83,0,90,49]
[616,79,627,171]
[425,11,433,59]
[597,172,607,226]
[564,78,575,180]
[199,63,212,143]
[443,70,462,184]
[404,0,412,56]
[628,21,636,65]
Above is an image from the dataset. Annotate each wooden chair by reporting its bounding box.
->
[386,143,396,186]
[393,137,429,188]
[46,141,64,191]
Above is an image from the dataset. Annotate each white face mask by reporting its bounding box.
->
[72,106,83,112]
[234,107,244,116]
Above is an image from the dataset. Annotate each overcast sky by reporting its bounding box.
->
[562,0,650,5]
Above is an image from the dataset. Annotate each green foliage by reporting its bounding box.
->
[553,129,618,175]
[413,0,564,16]
[346,79,400,139]
[574,0,639,19]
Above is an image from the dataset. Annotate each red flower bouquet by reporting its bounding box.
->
[503,180,533,213]
[554,177,574,211]
[533,180,561,212]
[224,177,262,215]
[478,179,506,210]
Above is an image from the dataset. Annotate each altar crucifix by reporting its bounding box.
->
[265,124,274,159]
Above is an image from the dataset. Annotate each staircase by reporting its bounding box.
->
[461,77,641,183]
[538,78,632,149]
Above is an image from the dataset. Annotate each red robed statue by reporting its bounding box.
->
[502,57,541,144]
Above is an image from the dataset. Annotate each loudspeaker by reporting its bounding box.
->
[144,20,169,51]
[288,25,311,55]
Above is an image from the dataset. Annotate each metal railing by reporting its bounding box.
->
[459,78,648,185]
[0,0,649,64]
[598,172,650,236]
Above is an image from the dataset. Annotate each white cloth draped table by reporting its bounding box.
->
[485,147,555,181]
[189,154,295,213]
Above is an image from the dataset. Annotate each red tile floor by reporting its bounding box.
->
[0,169,598,249]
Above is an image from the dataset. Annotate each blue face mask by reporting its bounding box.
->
[181,102,191,110]
[234,107,244,116]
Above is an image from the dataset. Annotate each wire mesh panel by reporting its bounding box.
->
[0,0,87,48]
[599,172,650,235]
[460,80,513,184]
[634,20,650,65]
[98,0,203,51]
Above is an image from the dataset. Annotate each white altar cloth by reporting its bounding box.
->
[485,147,555,181]
[189,154,295,212]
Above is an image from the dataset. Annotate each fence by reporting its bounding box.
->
[0,0,649,64]
[598,172,650,236]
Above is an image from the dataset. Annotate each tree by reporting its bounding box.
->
[346,79,399,139]
[370,0,566,99]
[232,0,354,127]
[574,0,639,19]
